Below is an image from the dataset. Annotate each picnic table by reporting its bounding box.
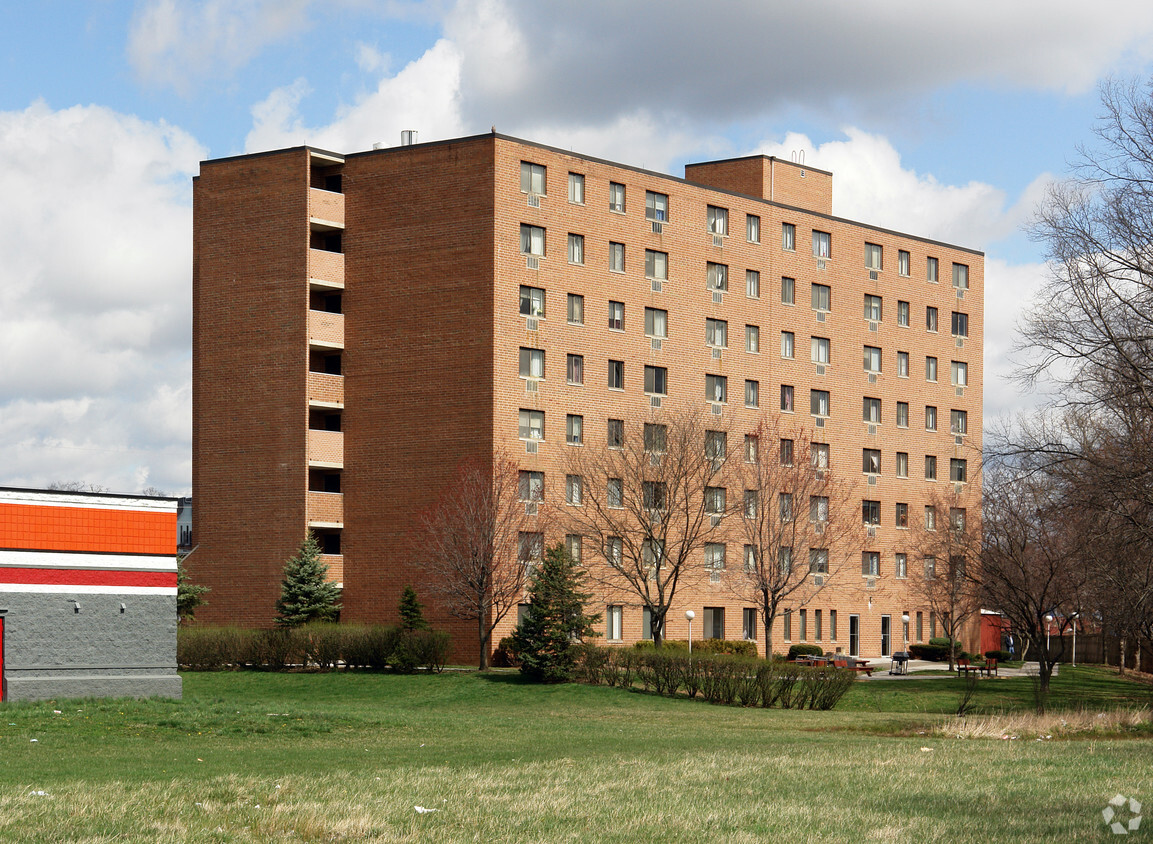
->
[957,657,998,677]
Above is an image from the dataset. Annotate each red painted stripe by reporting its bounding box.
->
[0,568,176,588]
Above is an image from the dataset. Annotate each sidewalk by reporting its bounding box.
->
[863,658,1058,679]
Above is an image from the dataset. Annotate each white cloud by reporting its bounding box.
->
[0,101,202,494]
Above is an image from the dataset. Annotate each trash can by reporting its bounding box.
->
[890,652,910,675]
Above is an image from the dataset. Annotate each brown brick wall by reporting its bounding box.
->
[686,157,833,216]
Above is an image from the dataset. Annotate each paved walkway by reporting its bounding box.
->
[862,659,1058,680]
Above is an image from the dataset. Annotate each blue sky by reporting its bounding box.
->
[4,0,1153,495]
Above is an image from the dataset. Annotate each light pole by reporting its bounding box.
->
[901,612,910,653]
[1070,612,1078,667]
[1045,614,1053,660]
[685,610,695,659]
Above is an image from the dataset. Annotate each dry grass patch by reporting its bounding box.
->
[935,707,1153,740]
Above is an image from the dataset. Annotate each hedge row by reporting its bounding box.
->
[633,638,759,657]
[575,646,856,710]
[177,624,450,673]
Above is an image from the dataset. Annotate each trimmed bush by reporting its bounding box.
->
[177,626,255,670]
[787,643,826,660]
[491,637,522,668]
[985,649,1012,662]
[909,643,950,661]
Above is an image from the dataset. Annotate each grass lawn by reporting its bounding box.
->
[0,665,1149,842]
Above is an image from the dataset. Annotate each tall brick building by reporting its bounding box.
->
[191,132,982,661]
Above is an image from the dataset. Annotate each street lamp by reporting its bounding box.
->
[1045,614,1053,658]
[685,610,695,658]
[901,612,910,652]
[1070,612,1078,667]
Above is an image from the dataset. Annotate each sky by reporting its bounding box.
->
[4,0,1153,496]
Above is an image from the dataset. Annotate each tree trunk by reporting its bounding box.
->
[763,617,774,660]
[1119,636,1127,675]
[478,617,490,671]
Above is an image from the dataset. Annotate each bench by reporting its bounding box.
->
[833,659,873,677]
[958,658,997,677]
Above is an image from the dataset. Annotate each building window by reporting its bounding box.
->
[926,356,938,382]
[705,430,727,460]
[898,250,910,276]
[609,181,625,212]
[609,241,625,273]
[927,256,939,283]
[895,553,908,578]
[896,503,908,528]
[864,294,882,322]
[926,306,938,332]
[925,406,937,431]
[520,161,546,195]
[925,455,937,481]
[780,331,794,359]
[896,402,909,428]
[810,389,829,417]
[809,548,829,574]
[863,499,881,524]
[567,354,584,385]
[863,346,882,373]
[745,379,759,408]
[519,532,544,566]
[705,542,726,569]
[645,190,669,222]
[644,365,668,396]
[779,438,797,465]
[951,409,968,435]
[951,509,967,532]
[747,214,760,243]
[606,605,622,640]
[815,609,823,641]
[519,470,544,502]
[897,300,910,326]
[781,384,795,412]
[811,443,829,469]
[707,262,729,291]
[811,283,832,312]
[950,458,968,483]
[777,547,791,574]
[784,609,792,640]
[520,224,545,256]
[747,325,760,354]
[746,270,760,298]
[863,449,881,475]
[897,351,909,378]
[645,307,668,338]
[519,409,544,440]
[642,606,653,640]
[812,230,831,258]
[707,205,728,235]
[644,423,667,454]
[745,434,759,464]
[645,249,668,280]
[706,374,728,403]
[608,301,624,331]
[810,495,829,523]
[782,222,796,251]
[781,277,795,305]
[565,534,582,563]
[830,609,837,640]
[743,608,757,640]
[565,474,583,504]
[896,452,909,478]
[568,172,585,204]
[519,285,545,317]
[566,414,583,446]
[925,507,937,532]
[643,481,667,511]
[864,243,883,271]
[863,397,881,424]
[951,361,968,386]
[567,293,583,324]
[953,262,969,289]
[952,311,969,337]
[567,233,584,264]
[799,609,807,641]
[607,478,623,509]
[862,551,880,576]
[704,606,725,639]
[811,336,831,364]
[607,418,624,449]
[705,318,728,347]
[519,347,544,379]
[608,360,624,390]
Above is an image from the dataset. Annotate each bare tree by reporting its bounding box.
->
[417,453,531,670]
[562,408,728,646]
[908,487,983,670]
[725,417,859,656]
[48,481,109,493]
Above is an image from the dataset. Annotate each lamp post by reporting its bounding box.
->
[1070,612,1078,667]
[685,610,695,659]
[901,612,910,653]
[1045,614,1053,660]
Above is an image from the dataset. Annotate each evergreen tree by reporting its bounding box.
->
[511,544,601,683]
[176,560,210,623]
[275,533,341,627]
[398,585,430,631]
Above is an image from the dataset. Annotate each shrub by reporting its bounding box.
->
[787,643,826,660]
[491,636,522,668]
[301,623,345,669]
[250,627,302,669]
[985,649,1012,662]
[662,639,757,657]
[929,636,961,650]
[177,626,255,670]
[407,629,451,673]
[909,643,950,661]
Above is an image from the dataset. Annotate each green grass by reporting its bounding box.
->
[0,666,1148,841]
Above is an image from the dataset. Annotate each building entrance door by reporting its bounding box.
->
[880,615,891,656]
[849,615,860,657]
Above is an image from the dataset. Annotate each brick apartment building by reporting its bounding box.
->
[190,132,982,661]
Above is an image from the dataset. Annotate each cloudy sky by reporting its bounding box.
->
[4,0,1153,496]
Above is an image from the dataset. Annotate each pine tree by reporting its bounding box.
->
[511,544,601,683]
[275,533,341,627]
[398,585,430,632]
[176,561,210,623]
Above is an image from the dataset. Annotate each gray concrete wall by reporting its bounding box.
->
[3,592,181,701]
